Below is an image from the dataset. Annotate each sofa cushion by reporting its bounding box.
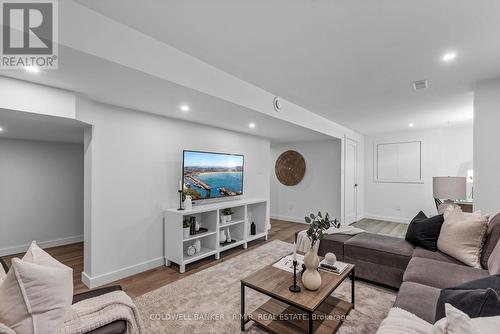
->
[412,247,464,265]
[317,233,354,259]
[437,207,488,268]
[435,275,500,321]
[344,233,414,269]
[393,281,441,323]
[482,214,500,269]
[405,212,444,251]
[403,257,489,289]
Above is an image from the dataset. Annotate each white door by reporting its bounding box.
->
[345,138,358,224]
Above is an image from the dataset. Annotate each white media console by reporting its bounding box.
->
[164,198,268,273]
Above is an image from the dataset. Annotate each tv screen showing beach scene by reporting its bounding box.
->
[183,150,244,200]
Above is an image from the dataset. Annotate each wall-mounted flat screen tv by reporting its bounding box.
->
[183,150,244,200]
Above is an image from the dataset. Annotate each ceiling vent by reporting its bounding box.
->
[412,79,428,90]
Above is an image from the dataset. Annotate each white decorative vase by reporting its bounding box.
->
[220,215,231,225]
[184,196,192,210]
[193,240,201,253]
[219,230,226,244]
[183,227,190,239]
[302,248,322,291]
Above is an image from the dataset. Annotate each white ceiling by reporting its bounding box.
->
[0,46,331,143]
[0,108,87,143]
[77,0,500,134]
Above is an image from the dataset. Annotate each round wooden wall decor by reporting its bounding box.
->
[275,150,306,186]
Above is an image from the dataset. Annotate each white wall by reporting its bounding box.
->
[474,78,500,215]
[0,139,84,255]
[364,125,473,222]
[76,99,271,287]
[270,140,342,223]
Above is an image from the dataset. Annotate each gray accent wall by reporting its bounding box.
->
[0,139,84,255]
[270,139,342,224]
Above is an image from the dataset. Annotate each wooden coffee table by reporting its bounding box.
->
[241,257,355,334]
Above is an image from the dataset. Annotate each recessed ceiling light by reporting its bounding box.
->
[409,123,415,127]
[180,105,190,112]
[0,127,4,132]
[25,66,40,73]
[442,52,457,62]
[248,122,256,129]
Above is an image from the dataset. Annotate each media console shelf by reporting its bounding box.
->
[164,198,268,273]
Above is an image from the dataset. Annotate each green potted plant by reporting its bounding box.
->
[220,208,234,225]
[183,218,191,239]
[302,212,339,290]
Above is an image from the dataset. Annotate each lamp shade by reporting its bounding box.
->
[433,176,466,200]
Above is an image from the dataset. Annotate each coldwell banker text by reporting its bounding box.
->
[0,0,58,69]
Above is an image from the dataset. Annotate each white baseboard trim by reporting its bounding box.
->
[0,235,84,257]
[270,214,307,224]
[81,257,165,289]
[362,214,410,224]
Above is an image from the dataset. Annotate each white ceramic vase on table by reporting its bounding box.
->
[219,230,226,244]
[302,247,322,290]
[184,195,192,210]
[220,214,232,225]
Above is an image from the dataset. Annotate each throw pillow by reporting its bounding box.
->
[405,212,444,251]
[0,242,73,333]
[488,240,500,275]
[0,263,5,285]
[376,307,433,334]
[432,303,500,334]
[435,275,500,321]
[437,207,488,268]
[22,241,67,268]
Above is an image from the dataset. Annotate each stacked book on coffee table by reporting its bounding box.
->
[272,254,349,275]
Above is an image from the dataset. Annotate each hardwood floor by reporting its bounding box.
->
[2,219,305,298]
[352,218,408,238]
[2,218,405,298]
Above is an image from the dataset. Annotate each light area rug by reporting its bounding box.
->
[134,240,396,333]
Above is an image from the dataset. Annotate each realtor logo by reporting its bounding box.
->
[1,0,58,69]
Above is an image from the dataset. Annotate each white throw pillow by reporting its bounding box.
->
[0,263,5,285]
[0,242,73,333]
[437,207,488,268]
[376,307,433,333]
[432,303,500,334]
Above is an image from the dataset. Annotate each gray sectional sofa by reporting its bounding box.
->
[315,213,500,323]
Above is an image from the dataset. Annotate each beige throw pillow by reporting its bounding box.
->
[0,242,73,333]
[437,207,488,268]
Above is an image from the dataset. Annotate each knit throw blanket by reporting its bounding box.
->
[296,225,365,253]
[57,291,144,334]
[0,323,15,334]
